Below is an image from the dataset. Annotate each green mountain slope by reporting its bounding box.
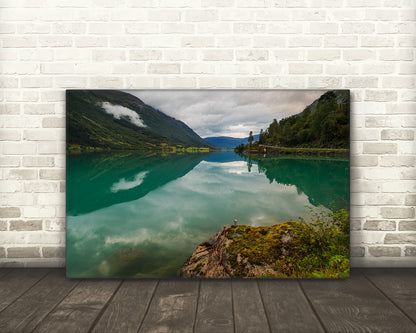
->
[259,90,349,149]
[66,90,211,150]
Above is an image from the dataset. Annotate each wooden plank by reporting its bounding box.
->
[232,280,270,333]
[362,268,416,324]
[91,280,158,333]
[0,268,50,312]
[300,270,416,333]
[0,269,79,333]
[32,279,121,333]
[138,280,199,333]
[0,268,12,279]
[258,280,324,333]
[195,281,234,333]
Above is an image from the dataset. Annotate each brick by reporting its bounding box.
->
[10,220,42,231]
[0,248,5,258]
[399,221,416,231]
[3,143,37,155]
[308,77,342,88]
[113,63,146,74]
[39,36,72,47]
[325,36,357,48]
[74,36,108,47]
[39,169,65,180]
[162,77,196,88]
[162,49,197,61]
[350,155,378,168]
[89,77,124,88]
[289,63,322,74]
[405,247,416,256]
[0,207,20,218]
[381,207,414,219]
[6,169,37,180]
[0,156,20,167]
[202,50,234,61]
[23,104,55,115]
[182,63,215,74]
[21,77,53,88]
[143,36,181,48]
[7,247,40,258]
[129,50,161,61]
[0,104,20,115]
[236,50,268,61]
[147,63,180,74]
[89,23,124,34]
[42,117,65,128]
[363,143,397,154]
[275,49,304,61]
[233,23,267,34]
[344,77,378,88]
[380,156,415,167]
[252,36,286,48]
[37,141,65,155]
[310,23,338,34]
[289,36,322,47]
[368,246,401,257]
[326,63,359,75]
[385,233,416,245]
[92,50,126,62]
[184,10,218,22]
[161,23,195,34]
[0,130,21,141]
[343,49,376,61]
[350,246,365,257]
[22,157,54,167]
[2,36,37,48]
[52,22,87,34]
[44,219,65,232]
[23,129,59,141]
[182,36,215,47]
[379,49,414,61]
[24,182,58,193]
[364,220,396,231]
[362,63,395,75]
[148,10,181,21]
[341,22,374,34]
[383,77,416,89]
[42,247,65,258]
[365,194,404,206]
[381,129,414,141]
[236,77,269,88]
[125,23,159,34]
[308,50,340,61]
[110,36,144,48]
[351,220,362,231]
[405,196,416,206]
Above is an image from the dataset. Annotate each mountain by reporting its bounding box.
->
[66,90,211,150]
[204,134,260,149]
[260,90,349,149]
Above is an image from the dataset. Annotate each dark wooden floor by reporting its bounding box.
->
[0,269,415,333]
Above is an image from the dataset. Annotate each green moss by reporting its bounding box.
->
[225,207,349,278]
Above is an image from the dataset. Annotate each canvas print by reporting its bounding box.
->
[66,90,350,278]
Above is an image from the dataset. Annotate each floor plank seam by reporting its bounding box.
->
[192,280,201,333]
[298,282,328,333]
[29,278,82,333]
[231,281,236,333]
[0,269,13,280]
[87,280,124,333]
[136,279,160,333]
[256,281,272,333]
[0,269,52,317]
[362,272,416,327]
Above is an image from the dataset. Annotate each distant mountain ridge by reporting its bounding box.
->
[66,90,211,150]
[204,134,260,149]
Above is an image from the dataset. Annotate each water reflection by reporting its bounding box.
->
[66,151,349,278]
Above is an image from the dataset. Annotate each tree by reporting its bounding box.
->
[248,131,253,150]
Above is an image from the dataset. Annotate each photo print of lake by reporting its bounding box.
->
[66,89,350,279]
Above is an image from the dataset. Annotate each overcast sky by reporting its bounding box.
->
[126,90,326,138]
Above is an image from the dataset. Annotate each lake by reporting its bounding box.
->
[66,151,349,278]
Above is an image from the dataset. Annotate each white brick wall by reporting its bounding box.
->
[0,0,415,268]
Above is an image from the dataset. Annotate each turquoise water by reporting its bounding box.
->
[66,151,349,278]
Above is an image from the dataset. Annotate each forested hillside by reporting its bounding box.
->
[66,90,211,150]
[259,90,349,149]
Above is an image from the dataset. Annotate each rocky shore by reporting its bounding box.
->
[180,222,314,278]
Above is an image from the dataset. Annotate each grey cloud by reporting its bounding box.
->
[126,90,325,138]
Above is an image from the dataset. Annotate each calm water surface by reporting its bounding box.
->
[66,151,349,278]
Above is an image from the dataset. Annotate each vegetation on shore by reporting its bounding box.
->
[234,90,350,156]
[181,206,349,278]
